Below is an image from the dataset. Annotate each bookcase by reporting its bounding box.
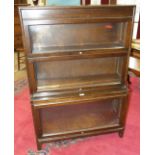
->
[19,5,135,150]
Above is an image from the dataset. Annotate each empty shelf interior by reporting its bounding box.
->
[37,74,121,91]
[40,99,121,137]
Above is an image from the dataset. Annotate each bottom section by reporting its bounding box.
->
[32,96,128,150]
[40,98,122,137]
[37,127,124,150]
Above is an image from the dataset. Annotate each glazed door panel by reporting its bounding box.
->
[40,98,121,137]
[29,22,127,54]
[34,56,124,91]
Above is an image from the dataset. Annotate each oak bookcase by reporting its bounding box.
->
[19,5,135,150]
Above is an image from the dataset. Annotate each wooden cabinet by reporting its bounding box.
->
[14,4,24,49]
[19,5,135,150]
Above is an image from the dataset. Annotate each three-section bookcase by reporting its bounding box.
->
[19,5,135,150]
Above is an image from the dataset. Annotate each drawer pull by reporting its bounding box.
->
[79,93,85,97]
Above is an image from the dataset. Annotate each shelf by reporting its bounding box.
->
[28,46,127,62]
[40,99,120,137]
[37,74,121,92]
[32,42,125,54]
[32,84,127,108]
[39,126,123,143]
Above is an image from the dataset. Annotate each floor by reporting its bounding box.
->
[14,52,27,81]
[14,52,28,94]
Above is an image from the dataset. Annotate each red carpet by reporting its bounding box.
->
[15,78,140,155]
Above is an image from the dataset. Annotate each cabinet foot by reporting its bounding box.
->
[128,74,131,84]
[37,142,42,150]
[118,130,124,138]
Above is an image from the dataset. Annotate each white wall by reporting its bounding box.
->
[91,0,101,5]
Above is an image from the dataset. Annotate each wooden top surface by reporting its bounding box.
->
[19,5,136,9]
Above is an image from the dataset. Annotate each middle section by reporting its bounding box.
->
[34,56,124,92]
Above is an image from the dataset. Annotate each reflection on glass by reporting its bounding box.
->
[29,22,127,53]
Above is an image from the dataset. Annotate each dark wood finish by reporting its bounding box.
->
[19,5,135,150]
[101,0,109,4]
[137,15,140,39]
[86,0,91,5]
[14,0,27,4]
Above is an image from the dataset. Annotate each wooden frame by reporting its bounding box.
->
[19,5,135,150]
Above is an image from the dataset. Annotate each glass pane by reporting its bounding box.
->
[34,57,123,91]
[40,99,121,136]
[29,22,127,53]
[46,0,81,6]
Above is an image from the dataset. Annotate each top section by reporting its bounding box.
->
[19,5,135,20]
[19,5,135,55]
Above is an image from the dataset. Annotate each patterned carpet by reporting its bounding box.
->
[14,78,28,95]
[28,139,84,155]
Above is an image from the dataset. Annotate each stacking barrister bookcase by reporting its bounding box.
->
[19,5,135,150]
